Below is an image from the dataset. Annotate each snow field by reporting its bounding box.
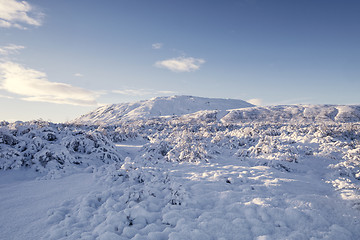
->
[165,159,358,240]
[1,108,360,239]
[44,157,170,239]
[0,171,101,240]
[43,154,359,239]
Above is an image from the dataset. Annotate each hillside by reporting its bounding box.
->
[72,96,360,126]
[222,105,360,124]
[71,95,254,125]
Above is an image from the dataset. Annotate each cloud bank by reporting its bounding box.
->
[0,61,98,106]
[0,0,43,29]
[155,57,205,72]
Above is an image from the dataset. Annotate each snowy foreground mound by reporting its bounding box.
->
[72,95,254,125]
[1,105,360,239]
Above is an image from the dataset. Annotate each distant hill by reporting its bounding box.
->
[222,105,360,124]
[72,95,360,125]
[71,95,254,125]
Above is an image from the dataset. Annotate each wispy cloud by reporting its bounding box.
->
[74,73,84,77]
[0,94,14,99]
[0,61,98,106]
[113,88,175,96]
[0,0,43,29]
[113,89,152,96]
[155,56,205,72]
[0,44,25,55]
[247,98,262,106]
[152,43,163,50]
[157,90,176,94]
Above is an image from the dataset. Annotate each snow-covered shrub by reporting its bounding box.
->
[61,131,121,164]
[2,113,360,206]
[0,121,123,174]
[33,145,71,168]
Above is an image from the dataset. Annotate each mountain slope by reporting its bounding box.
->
[222,105,360,124]
[72,95,254,125]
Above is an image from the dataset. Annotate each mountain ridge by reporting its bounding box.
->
[71,95,254,125]
[223,104,360,124]
[71,95,360,126]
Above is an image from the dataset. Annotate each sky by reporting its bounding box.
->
[0,0,359,122]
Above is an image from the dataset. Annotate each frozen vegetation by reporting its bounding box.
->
[1,96,360,239]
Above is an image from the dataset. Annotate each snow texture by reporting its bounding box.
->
[1,96,360,239]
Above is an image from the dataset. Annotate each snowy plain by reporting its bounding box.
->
[0,171,101,239]
[1,96,360,239]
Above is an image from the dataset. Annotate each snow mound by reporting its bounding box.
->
[72,95,254,125]
[222,105,360,124]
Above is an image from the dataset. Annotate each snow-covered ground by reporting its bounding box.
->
[0,170,102,240]
[1,142,359,239]
[1,96,360,239]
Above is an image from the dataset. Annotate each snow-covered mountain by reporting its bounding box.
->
[71,95,254,125]
[222,104,360,124]
[73,95,360,126]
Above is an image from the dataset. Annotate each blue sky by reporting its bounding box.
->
[0,0,359,122]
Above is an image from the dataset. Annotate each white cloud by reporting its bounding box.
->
[0,44,25,55]
[113,89,175,96]
[155,57,205,72]
[0,0,43,29]
[247,98,263,106]
[152,43,163,50]
[157,90,176,94]
[113,89,151,96]
[0,61,98,106]
[74,73,84,77]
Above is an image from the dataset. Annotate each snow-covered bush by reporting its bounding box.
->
[0,121,123,175]
[2,113,360,207]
